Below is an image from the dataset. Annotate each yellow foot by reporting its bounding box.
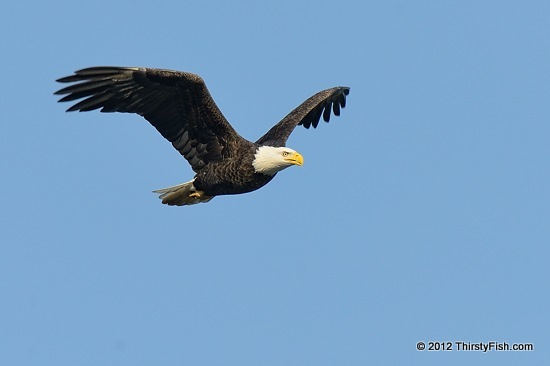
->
[189,191,205,199]
[187,190,214,204]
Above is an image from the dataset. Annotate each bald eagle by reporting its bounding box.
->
[55,67,349,206]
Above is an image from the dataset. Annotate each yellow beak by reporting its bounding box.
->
[286,152,304,166]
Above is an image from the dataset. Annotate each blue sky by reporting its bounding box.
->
[1,1,549,365]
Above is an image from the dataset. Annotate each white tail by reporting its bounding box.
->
[153,179,214,206]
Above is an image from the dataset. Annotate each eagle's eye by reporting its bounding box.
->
[283,151,289,157]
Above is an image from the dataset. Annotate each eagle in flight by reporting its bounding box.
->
[55,67,349,206]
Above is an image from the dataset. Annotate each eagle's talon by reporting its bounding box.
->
[189,191,203,199]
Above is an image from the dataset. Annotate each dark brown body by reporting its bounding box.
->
[193,143,275,196]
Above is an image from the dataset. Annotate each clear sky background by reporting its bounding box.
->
[1,1,548,365]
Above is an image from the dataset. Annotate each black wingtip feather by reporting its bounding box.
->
[66,93,115,112]
[333,101,341,116]
[322,104,332,122]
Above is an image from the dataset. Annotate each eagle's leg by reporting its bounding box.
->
[188,190,214,204]
[154,180,213,205]
[189,191,205,199]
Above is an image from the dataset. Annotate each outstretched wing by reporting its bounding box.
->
[55,66,244,172]
[255,87,350,147]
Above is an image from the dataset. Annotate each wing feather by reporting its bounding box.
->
[55,66,244,172]
[255,87,349,146]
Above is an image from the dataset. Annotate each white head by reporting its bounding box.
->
[252,146,304,176]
